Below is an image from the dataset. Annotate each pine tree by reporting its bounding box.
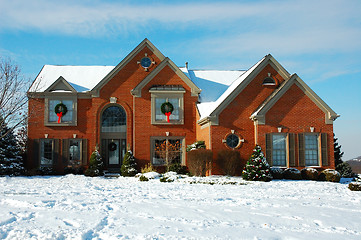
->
[84,149,103,177]
[0,120,25,176]
[121,150,137,176]
[334,133,344,167]
[242,145,272,182]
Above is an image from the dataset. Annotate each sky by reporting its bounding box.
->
[0,0,360,160]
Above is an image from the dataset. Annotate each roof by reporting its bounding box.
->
[29,65,114,92]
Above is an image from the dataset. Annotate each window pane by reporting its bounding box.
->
[155,98,180,121]
[41,139,53,166]
[69,140,81,166]
[305,135,319,166]
[153,139,167,165]
[272,134,286,166]
[101,106,126,132]
[152,138,182,165]
[49,100,73,122]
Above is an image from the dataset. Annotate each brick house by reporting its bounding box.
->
[27,39,339,175]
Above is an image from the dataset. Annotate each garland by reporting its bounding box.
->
[161,102,174,123]
[54,103,68,123]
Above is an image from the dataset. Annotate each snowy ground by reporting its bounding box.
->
[0,175,360,240]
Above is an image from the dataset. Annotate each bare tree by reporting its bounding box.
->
[0,57,31,138]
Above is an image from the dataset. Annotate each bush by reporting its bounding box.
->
[84,150,103,177]
[318,169,340,182]
[121,150,137,177]
[283,168,302,180]
[64,166,84,175]
[168,163,188,175]
[242,145,272,182]
[141,163,157,174]
[38,166,56,176]
[216,150,242,176]
[301,168,319,180]
[186,141,206,152]
[187,149,212,176]
[139,175,149,181]
[336,162,355,178]
[348,182,361,191]
[270,167,284,179]
[160,176,174,183]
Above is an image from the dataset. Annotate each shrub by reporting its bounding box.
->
[168,163,189,175]
[283,168,302,180]
[348,182,361,191]
[139,175,149,181]
[318,169,340,182]
[242,145,272,182]
[216,150,242,176]
[38,166,56,176]
[160,176,174,183]
[336,162,355,178]
[270,167,284,179]
[84,150,103,177]
[141,163,157,174]
[121,150,137,177]
[64,166,84,175]
[187,149,213,176]
[301,168,319,180]
[186,141,206,152]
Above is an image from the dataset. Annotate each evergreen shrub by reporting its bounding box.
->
[283,168,302,180]
[121,150,137,176]
[242,145,272,182]
[84,150,103,177]
[139,175,149,181]
[348,182,361,191]
[168,163,188,175]
[301,168,319,180]
[270,167,284,179]
[216,150,242,176]
[187,149,212,176]
[318,169,340,182]
[336,162,355,178]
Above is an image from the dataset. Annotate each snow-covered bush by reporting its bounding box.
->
[242,145,272,182]
[139,175,149,181]
[216,149,243,176]
[283,168,302,180]
[301,168,319,180]
[186,141,206,152]
[168,163,188,175]
[336,162,355,178]
[318,169,340,182]
[84,150,103,177]
[187,149,212,176]
[270,167,284,179]
[121,150,137,177]
[0,122,25,176]
[349,180,361,191]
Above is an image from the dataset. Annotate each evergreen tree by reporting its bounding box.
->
[0,120,25,176]
[121,150,137,176]
[334,133,344,166]
[242,145,272,182]
[84,149,103,177]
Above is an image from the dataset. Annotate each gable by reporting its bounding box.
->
[45,76,76,93]
[131,57,201,97]
[91,38,166,97]
[251,74,339,124]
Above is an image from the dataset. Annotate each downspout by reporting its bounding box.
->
[133,95,136,155]
[254,119,258,145]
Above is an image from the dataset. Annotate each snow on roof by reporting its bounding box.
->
[197,56,266,119]
[29,65,115,92]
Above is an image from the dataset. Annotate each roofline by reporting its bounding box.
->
[131,57,201,97]
[44,76,77,93]
[91,38,166,97]
[251,73,339,124]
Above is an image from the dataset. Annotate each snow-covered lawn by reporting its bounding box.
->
[0,175,360,240]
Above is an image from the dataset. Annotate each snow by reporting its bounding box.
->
[0,175,360,239]
[29,65,115,92]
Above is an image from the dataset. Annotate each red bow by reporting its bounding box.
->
[165,112,172,123]
[57,112,63,123]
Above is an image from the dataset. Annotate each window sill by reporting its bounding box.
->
[151,121,184,125]
[45,122,77,127]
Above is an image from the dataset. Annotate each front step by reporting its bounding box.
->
[104,171,121,178]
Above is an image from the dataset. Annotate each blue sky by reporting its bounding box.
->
[1,0,360,160]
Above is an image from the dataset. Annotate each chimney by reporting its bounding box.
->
[185,62,188,69]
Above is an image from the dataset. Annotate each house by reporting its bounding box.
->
[27,39,339,175]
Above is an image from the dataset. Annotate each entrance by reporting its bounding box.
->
[100,105,127,170]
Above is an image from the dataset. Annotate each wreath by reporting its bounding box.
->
[54,103,68,123]
[108,142,117,151]
[160,102,174,123]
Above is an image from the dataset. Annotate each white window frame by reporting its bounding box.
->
[150,91,184,125]
[271,134,288,167]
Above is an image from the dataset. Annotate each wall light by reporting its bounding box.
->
[278,127,282,133]
[310,127,315,132]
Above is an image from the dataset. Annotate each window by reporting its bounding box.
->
[151,137,184,166]
[101,106,126,133]
[69,139,81,167]
[272,134,287,166]
[305,134,319,166]
[45,98,77,126]
[40,139,53,166]
[226,134,240,148]
[150,88,185,124]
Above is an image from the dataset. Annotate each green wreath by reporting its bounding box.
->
[54,103,68,116]
[161,102,174,114]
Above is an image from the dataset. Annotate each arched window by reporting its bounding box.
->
[101,106,126,132]
[262,77,276,86]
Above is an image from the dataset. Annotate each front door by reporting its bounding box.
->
[100,105,127,170]
[101,139,126,168]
